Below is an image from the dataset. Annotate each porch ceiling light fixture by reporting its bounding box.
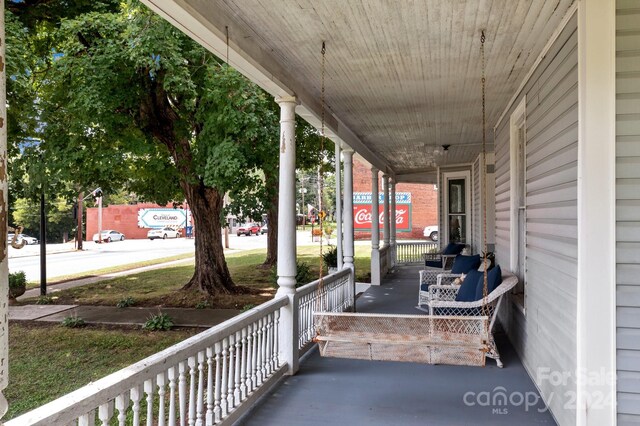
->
[442,144,450,151]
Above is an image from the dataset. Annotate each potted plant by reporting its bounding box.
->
[322,245,339,274]
[9,271,27,301]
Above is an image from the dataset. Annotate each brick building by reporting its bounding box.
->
[86,203,190,241]
[352,159,438,240]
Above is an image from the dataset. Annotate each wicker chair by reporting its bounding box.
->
[422,242,466,270]
[425,274,518,368]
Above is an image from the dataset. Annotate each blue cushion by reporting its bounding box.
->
[442,243,465,255]
[420,283,430,292]
[455,270,483,302]
[451,254,481,274]
[474,265,503,300]
[424,259,443,268]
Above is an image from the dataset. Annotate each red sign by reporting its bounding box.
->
[353,205,411,231]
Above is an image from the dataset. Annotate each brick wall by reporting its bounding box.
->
[86,203,173,241]
[352,159,438,240]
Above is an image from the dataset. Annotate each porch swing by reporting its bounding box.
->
[313,32,499,367]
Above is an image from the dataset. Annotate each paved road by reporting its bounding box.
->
[8,231,322,281]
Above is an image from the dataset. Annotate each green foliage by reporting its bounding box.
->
[143,313,174,331]
[269,261,313,288]
[35,296,54,305]
[116,297,136,308]
[195,300,211,309]
[242,303,257,311]
[322,246,338,269]
[9,271,27,290]
[12,197,75,243]
[8,271,27,298]
[61,316,86,328]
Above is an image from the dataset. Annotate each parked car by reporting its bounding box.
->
[260,224,268,235]
[423,225,439,242]
[7,233,38,245]
[17,234,38,245]
[237,223,261,236]
[93,230,125,243]
[147,227,181,240]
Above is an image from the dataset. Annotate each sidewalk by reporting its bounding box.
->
[8,304,241,328]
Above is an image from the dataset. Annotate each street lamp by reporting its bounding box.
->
[299,187,307,229]
[83,187,103,243]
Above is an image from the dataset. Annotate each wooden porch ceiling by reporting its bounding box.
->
[142,0,575,178]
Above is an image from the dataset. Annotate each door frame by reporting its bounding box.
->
[442,170,471,246]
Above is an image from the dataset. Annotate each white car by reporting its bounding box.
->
[93,230,125,243]
[423,226,439,242]
[8,233,38,245]
[147,227,181,240]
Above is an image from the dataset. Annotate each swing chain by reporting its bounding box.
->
[480,30,490,321]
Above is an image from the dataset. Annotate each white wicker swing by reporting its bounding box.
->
[313,33,501,367]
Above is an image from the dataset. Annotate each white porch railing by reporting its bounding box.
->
[297,268,354,354]
[7,296,289,426]
[7,267,357,426]
[395,241,438,264]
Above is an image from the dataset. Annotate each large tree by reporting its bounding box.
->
[36,3,289,295]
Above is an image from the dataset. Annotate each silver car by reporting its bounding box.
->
[93,230,125,243]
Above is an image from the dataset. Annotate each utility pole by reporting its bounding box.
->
[77,191,83,250]
[97,193,103,243]
[39,190,47,296]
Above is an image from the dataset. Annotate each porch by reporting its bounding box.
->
[242,266,555,426]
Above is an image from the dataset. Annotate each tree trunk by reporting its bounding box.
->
[181,181,235,295]
[262,171,278,268]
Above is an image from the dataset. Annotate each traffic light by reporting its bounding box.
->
[92,188,103,200]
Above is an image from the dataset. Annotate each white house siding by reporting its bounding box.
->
[494,14,578,426]
[616,1,640,423]
[472,153,496,256]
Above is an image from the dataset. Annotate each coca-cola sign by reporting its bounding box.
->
[353,205,411,231]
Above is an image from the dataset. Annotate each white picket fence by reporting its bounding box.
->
[7,268,355,426]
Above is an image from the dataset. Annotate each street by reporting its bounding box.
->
[8,230,323,281]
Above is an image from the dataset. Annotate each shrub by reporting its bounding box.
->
[35,295,54,305]
[8,271,27,299]
[116,297,135,308]
[322,245,338,269]
[195,300,211,309]
[242,303,257,311]
[269,261,314,288]
[143,313,174,331]
[61,316,86,328]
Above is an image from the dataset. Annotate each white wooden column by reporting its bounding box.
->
[370,168,380,285]
[390,178,397,265]
[335,143,343,270]
[382,174,390,247]
[0,2,8,419]
[342,149,355,310]
[274,96,299,375]
[576,0,616,424]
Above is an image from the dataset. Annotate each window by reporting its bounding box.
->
[443,171,471,246]
[510,97,527,314]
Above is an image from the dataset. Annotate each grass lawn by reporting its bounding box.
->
[25,252,196,290]
[20,245,371,309]
[5,323,202,421]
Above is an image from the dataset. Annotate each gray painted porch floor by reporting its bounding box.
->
[240,266,556,425]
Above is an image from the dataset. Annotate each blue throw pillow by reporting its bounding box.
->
[425,259,443,268]
[474,265,503,300]
[455,270,483,302]
[488,264,502,292]
[442,242,465,255]
[451,254,481,274]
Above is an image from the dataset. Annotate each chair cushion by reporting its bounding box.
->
[424,259,443,268]
[455,270,483,302]
[420,283,430,292]
[451,254,481,274]
[442,242,465,255]
[474,265,503,300]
